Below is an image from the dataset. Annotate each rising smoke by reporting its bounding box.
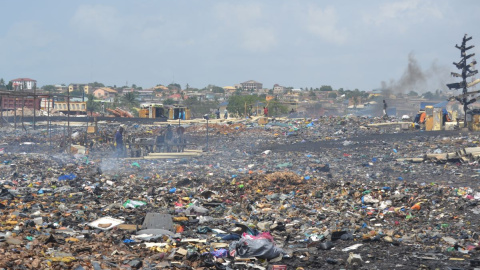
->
[381,52,450,95]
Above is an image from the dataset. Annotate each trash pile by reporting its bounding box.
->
[0,116,478,269]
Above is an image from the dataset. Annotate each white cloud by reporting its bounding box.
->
[214,2,263,23]
[365,0,444,32]
[304,6,348,45]
[213,2,277,52]
[242,28,277,52]
[70,5,122,39]
[4,21,56,48]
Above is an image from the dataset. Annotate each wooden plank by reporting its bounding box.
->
[425,153,447,161]
[117,224,138,230]
[147,152,201,156]
[464,147,480,154]
[144,156,199,160]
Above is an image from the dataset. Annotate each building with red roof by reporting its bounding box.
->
[10,78,37,92]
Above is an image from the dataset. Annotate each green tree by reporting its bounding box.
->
[328,92,337,99]
[227,95,263,117]
[121,92,139,108]
[86,94,99,113]
[90,82,105,88]
[408,90,418,97]
[42,85,56,92]
[163,98,176,105]
[183,96,216,118]
[184,96,200,107]
[423,91,434,99]
[0,78,5,86]
[168,83,181,91]
[210,85,225,93]
[129,83,142,90]
[112,95,120,109]
[267,100,288,116]
[320,85,333,91]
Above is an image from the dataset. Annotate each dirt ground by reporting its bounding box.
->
[0,119,479,269]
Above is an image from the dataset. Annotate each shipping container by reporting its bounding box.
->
[1,97,40,110]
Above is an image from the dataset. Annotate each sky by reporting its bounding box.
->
[1,0,479,93]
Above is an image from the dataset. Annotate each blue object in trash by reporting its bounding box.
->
[211,248,228,258]
[169,187,177,193]
[220,234,241,241]
[58,173,77,181]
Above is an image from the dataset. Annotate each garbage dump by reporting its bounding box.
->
[0,115,479,269]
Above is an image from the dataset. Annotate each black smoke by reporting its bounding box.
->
[381,52,450,95]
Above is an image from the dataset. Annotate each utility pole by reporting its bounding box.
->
[33,83,36,130]
[447,34,478,128]
[67,88,71,152]
[203,114,209,151]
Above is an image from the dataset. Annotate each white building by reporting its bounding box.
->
[11,78,37,91]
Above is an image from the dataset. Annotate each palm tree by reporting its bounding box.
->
[121,92,139,109]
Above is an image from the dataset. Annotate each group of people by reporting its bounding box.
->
[215,109,228,119]
[114,124,186,157]
[113,106,270,157]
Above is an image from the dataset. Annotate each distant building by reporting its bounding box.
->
[93,88,117,100]
[54,84,68,93]
[224,86,238,97]
[153,85,168,91]
[137,89,154,101]
[68,84,92,95]
[166,93,181,100]
[223,86,236,92]
[11,78,37,92]
[238,80,263,91]
[120,88,136,95]
[273,84,285,94]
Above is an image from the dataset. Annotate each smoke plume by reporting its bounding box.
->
[381,52,450,95]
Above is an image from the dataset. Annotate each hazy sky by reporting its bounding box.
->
[1,0,479,93]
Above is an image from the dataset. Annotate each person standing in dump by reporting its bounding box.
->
[383,100,388,118]
[165,124,174,152]
[264,106,268,117]
[215,108,220,119]
[224,109,228,119]
[115,125,124,157]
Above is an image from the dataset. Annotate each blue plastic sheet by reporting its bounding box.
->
[58,174,76,181]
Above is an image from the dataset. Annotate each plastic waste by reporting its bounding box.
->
[123,200,147,208]
[229,232,284,259]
